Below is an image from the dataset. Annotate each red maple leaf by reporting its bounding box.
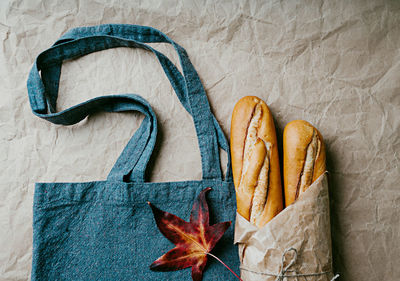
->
[148,187,240,281]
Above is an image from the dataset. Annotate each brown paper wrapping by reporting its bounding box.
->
[234,173,333,281]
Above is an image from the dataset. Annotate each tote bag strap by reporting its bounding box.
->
[27,24,232,182]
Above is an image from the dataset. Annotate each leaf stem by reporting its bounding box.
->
[207,253,243,281]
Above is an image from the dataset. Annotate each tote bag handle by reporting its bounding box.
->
[27,24,232,182]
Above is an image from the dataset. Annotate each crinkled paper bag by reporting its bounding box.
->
[234,173,333,280]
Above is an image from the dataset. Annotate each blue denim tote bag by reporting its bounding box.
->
[27,24,239,280]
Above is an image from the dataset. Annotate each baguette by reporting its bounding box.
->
[230,96,283,228]
[283,120,326,206]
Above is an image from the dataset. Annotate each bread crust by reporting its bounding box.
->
[230,96,283,227]
[283,120,326,206]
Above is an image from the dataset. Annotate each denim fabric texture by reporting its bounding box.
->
[27,24,239,280]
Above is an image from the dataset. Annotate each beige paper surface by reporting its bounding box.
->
[235,174,333,281]
[1,0,400,280]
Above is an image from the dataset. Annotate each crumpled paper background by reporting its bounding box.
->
[0,0,399,280]
[235,174,333,281]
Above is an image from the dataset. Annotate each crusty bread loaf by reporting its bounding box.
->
[230,96,283,228]
[283,120,326,206]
